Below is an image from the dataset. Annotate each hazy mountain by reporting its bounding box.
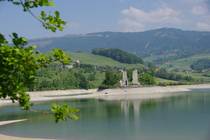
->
[31,28,210,60]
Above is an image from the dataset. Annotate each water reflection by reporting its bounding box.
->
[0,92,210,140]
[121,100,140,125]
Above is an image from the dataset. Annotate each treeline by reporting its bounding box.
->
[99,70,156,90]
[29,63,195,91]
[92,48,144,64]
[155,68,193,81]
[30,63,157,91]
[30,64,125,91]
[30,64,102,91]
[191,59,210,71]
[99,71,122,90]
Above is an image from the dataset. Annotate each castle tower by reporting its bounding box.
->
[120,70,129,87]
[132,69,140,85]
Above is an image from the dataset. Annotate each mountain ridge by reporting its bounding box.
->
[30,28,210,63]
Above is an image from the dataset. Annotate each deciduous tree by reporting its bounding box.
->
[0,0,78,122]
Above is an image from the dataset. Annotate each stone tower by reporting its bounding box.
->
[120,70,129,87]
[132,69,140,85]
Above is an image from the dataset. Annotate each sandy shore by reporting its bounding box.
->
[1,84,210,106]
[0,119,54,140]
[0,134,55,140]
[0,119,27,126]
[96,84,210,100]
[0,89,98,107]
[0,84,210,140]
[0,135,51,140]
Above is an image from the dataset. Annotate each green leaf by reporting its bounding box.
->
[51,104,80,123]
[48,1,55,6]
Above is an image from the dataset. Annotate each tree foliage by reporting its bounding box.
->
[155,68,193,81]
[0,0,66,32]
[0,0,79,122]
[99,71,121,89]
[139,73,156,85]
[191,59,210,71]
[92,48,144,64]
[51,104,79,123]
[103,71,121,86]
[0,34,71,110]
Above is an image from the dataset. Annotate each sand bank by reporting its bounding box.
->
[0,119,54,140]
[0,119,27,126]
[96,84,202,100]
[0,134,54,140]
[1,84,210,106]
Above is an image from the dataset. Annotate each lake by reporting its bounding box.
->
[0,89,210,140]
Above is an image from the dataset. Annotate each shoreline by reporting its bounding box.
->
[1,84,210,107]
[0,119,54,140]
[0,84,210,140]
[0,134,54,140]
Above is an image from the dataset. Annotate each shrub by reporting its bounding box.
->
[139,73,156,85]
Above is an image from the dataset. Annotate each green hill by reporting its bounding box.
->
[92,48,143,64]
[70,52,144,69]
[159,54,210,71]
[28,28,210,83]
[31,28,210,62]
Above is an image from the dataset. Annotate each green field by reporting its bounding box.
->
[144,53,210,71]
[163,54,210,70]
[70,52,144,69]
[69,52,210,84]
[144,53,210,83]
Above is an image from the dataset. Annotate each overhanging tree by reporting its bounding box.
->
[0,0,79,122]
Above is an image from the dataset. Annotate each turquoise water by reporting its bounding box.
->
[0,90,210,140]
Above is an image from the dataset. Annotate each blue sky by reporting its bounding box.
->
[1,0,210,39]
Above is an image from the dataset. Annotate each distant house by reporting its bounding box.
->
[65,64,74,69]
[65,59,81,69]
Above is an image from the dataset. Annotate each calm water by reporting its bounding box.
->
[0,90,210,140]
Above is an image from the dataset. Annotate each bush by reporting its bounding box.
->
[92,48,144,64]
[75,72,90,90]
[98,84,110,90]
[155,68,194,82]
[139,73,156,85]
[191,59,210,71]
[99,71,121,89]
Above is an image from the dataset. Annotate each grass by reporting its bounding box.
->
[89,72,105,88]
[70,52,144,69]
[155,78,177,83]
[144,53,210,71]
[182,71,210,83]
[70,52,210,84]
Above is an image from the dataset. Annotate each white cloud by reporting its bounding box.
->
[119,6,182,32]
[191,1,210,31]
[192,5,208,15]
[119,0,210,32]
[119,18,145,32]
[197,22,210,31]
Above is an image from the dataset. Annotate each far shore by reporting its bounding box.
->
[1,84,210,140]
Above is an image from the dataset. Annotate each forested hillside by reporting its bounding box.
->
[31,28,210,62]
[92,48,143,64]
[70,52,144,69]
[191,59,210,71]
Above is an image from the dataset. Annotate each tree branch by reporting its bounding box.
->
[19,0,46,25]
